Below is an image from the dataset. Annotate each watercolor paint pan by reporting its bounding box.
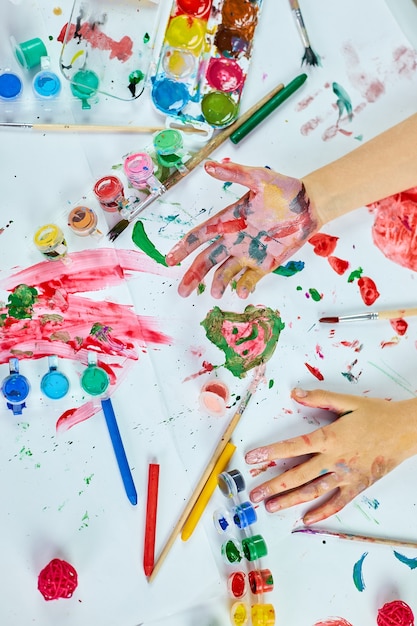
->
[150,0,264,129]
[59,0,164,103]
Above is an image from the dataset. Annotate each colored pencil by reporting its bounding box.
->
[0,122,165,134]
[147,365,265,583]
[144,463,160,577]
[288,0,319,66]
[101,398,137,506]
[107,76,307,241]
[181,441,236,542]
[319,307,417,323]
[292,527,417,549]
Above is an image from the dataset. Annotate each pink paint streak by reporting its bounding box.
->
[304,362,324,381]
[314,618,353,626]
[342,42,385,103]
[58,22,133,62]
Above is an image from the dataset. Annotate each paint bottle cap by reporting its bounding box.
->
[162,47,195,80]
[248,569,274,594]
[227,571,247,599]
[33,224,68,261]
[218,469,245,497]
[213,507,233,533]
[199,379,229,417]
[201,90,238,127]
[251,603,276,626]
[81,363,109,396]
[93,176,125,213]
[12,36,48,70]
[68,206,102,239]
[153,129,184,156]
[70,69,99,109]
[33,70,61,99]
[40,356,69,400]
[232,501,257,529]
[221,537,242,564]
[242,534,268,561]
[0,71,23,101]
[230,601,249,626]
[151,78,190,115]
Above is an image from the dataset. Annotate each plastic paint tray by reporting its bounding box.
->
[59,0,163,103]
[150,0,264,128]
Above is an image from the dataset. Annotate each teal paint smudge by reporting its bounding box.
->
[273,260,305,277]
[393,550,417,569]
[353,552,368,591]
[132,220,168,266]
[368,361,417,397]
[332,82,353,121]
[222,181,232,190]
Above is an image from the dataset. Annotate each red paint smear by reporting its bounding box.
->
[328,256,349,275]
[183,360,215,382]
[390,318,408,335]
[206,216,247,235]
[304,362,324,381]
[56,402,98,433]
[380,338,400,348]
[393,45,417,78]
[314,619,353,626]
[249,461,276,477]
[58,22,133,62]
[358,276,380,306]
[308,233,339,257]
[369,187,417,271]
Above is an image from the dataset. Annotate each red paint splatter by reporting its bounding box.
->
[393,45,417,78]
[358,276,380,306]
[328,256,349,274]
[304,362,324,381]
[390,318,408,335]
[336,340,363,352]
[249,461,276,477]
[58,22,133,62]
[314,619,353,626]
[380,337,400,348]
[183,360,215,382]
[308,233,339,257]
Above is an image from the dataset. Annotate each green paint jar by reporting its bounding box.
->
[242,534,268,561]
[71,69,99,109]
[221,538,242,564]
[13,36,48,70]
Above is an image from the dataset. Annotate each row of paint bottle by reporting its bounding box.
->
[214,468,276,626]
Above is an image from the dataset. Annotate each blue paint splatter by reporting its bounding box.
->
[352,552,368,591]
[393,550,417,569]
[273,260,305,277]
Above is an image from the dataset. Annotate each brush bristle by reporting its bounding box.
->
[107,219,129,241]
[302,46,319,67]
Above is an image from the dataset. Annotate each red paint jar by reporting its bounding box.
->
[228,571,247,599]
[248,569,274,594]
[93,175,125,213]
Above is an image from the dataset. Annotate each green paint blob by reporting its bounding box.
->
[132,220,168,266]
[201,305,284,378]
[6,284,38,320]
[223,540,242,563]
[273,260,305,277]
[197,283,206,294]
[308,288,322,301]
[348,266,363,282]
[333,81,353,121]
[268,379,274,389]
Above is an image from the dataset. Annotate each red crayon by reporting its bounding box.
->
[144,463,160,578]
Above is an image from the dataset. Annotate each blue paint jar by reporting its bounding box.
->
[1,358,30,415]
[232,501,257,528]
[33,70,61,99]
[40,356,69,399]
[213,508,233,533]
[0,71,23,101]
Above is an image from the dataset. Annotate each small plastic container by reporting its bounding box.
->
[242,534,268,561]
[1,358,30,415]
[68,206,102,239]
[33,70,61,100]
[40,356,70,400]
[124,152,163,193]
[93,176,126,213]
[218,469,246,498]
[199,379,229,417]
[12,36,48,70]
[213,507,233,533]
[232,501,257,529]
[248,569,274,594]
[221,538,242,564]
[153,129,189,172]
[228,571,247,599]
[251,603,276,626]
[80,353,110,396]
[33,224,68,261]
[0,71,23,101]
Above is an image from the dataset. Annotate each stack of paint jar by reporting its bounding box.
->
[214,468,276,626]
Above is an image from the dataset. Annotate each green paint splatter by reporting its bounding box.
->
[132,220,168,266]
[79,511,89,530]
[348,267,363,282]
[273,260,305,277]
[18,422,30,430]
[1,284,38,323]
[19,446,33,459]
[143,33,150,44]
[332,82,353,121]
[268,379,274,389]
[197,283,206,294]
[84,474,94,485]
[308,288,322,301]
[296,285,302,291]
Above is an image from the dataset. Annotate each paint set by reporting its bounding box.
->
[150,0,264,129]
[213,468,276,626]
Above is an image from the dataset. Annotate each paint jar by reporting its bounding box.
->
[151,78,190,115]
[1,358,30,415]
[199,379,229,417]
[242,534,268,561]
[176,0,213,19]
[40,356,70,400]
[152,129,189,173]
[248,569,274,594]
[251,603,276,626]
[34,224,68,261]
[12,36,48,70]
[201,90,238,127]
[33,70,61,100]
[70,69,99,109]
[218,469,246,498]
[232,501,257,529]
[124,152,163,193]
[206,57,244,92]
[165,15,206,54]
[227,571,247,600]
[162,47,195,80]
[0,71,23,101]
[230,601,249,626]
[221,538,242,564]
[93,176,126,213]
[80,353,110,397]
[68,206,103,239]
[213,508,233,533]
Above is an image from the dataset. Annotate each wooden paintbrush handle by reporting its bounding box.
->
[32,123,165,133]
[378,307,417,320]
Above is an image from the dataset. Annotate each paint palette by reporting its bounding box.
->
[150,0,264,128]
[59,0,164,105]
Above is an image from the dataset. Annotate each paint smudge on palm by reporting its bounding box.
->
[201,305,284,378]
[352,551,368,591]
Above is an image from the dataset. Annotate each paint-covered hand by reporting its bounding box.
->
[245,388,417,524]
[165,160,320,298]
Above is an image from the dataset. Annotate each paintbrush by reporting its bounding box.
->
[0,122,207,135]
[107,75,307,241]
[288,0,319,67]
[292,526,417,549]
[319,307,417,323]
[147,364,265,583]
